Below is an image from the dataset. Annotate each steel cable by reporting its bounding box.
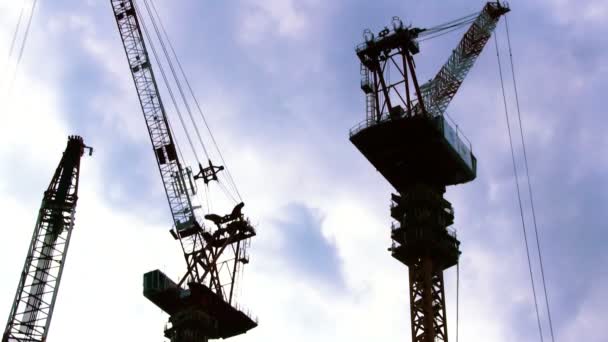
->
[6,0,37,93]
[420,12,479,37]
[134,1,201,165]
[142,0,211,161]
[5,4,25,68]
[505,16,556,342]
[495,33,544,342]
[418,20,476,42]
[456,260,460,342]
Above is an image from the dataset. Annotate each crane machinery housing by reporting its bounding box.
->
[350,2,510,341]
[110,1,257,341]
[3,136,92,342]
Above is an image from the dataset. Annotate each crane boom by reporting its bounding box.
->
[111,0,197,236]
[3,136,91,342]
[418,2,510,117]
[111,1,257,340]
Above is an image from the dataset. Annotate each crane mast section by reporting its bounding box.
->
[111,0,196,231]
[3,136,89,342]
[419,2,510,117]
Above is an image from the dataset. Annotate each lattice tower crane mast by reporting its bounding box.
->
[110,1,256,341]
[3,136,92,342]
[350,2,509,342]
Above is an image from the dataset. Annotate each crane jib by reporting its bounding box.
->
[111,0,198,234]
[419,2,510,117]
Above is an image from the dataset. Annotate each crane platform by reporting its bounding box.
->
[350,113,476,190]
[143,270,257,339]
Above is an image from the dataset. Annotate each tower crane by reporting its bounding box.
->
[3,136,92,342]
[110,1,257,341]
[350,2,510,341]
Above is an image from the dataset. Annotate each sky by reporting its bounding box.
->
[0,0,607,341]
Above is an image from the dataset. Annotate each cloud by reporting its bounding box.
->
[545,0,608,25]
[559,268,608,342]
[271,203,345,289]
[1,0,607,341]
[236,0,320,44]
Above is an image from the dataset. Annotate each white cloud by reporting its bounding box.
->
[237,0,319,45]
[547,0,608,24]
[1,1,606,341]
[559,272,608,342]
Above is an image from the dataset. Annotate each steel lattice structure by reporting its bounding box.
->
[111,0,193,231]
[351,2,509,341]
[111,1,256,340]
[417,3,509,117]
[3,136,91,342]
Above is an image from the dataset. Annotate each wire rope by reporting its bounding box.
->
[218,181,238,205]
[419,21,475,42]
[7,0,38,93]
[142,0,211,161]
[134,1,201,165]
[495,33,544,342]
[6,3,25,64]
[147,0,241,201]
[2,2,25,91]
[456,260,460,342]
[148,0,243,202]
[420,12,479,36]
[505,16,556,342]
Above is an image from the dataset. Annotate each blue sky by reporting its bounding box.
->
[0,0,607,341]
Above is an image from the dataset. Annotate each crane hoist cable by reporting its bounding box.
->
[419,20,477,42]
[424,11,480,33]
[2,3,24,91]
[456,260,460,342]
[14,0,37,71]
[147,0,243,202]
[141,0,211,161]
[504,16,556,342]
[134,0,243,203]
[6,4,25,65]
[133,1,201,166]
[137,4,237,212]
[495,32,545,342]
[4,0,37,94]
[418,11,480,41]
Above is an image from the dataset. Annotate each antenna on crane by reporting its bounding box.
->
[350,2,510,341]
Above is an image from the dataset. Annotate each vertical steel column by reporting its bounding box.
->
[408,257,449,342]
